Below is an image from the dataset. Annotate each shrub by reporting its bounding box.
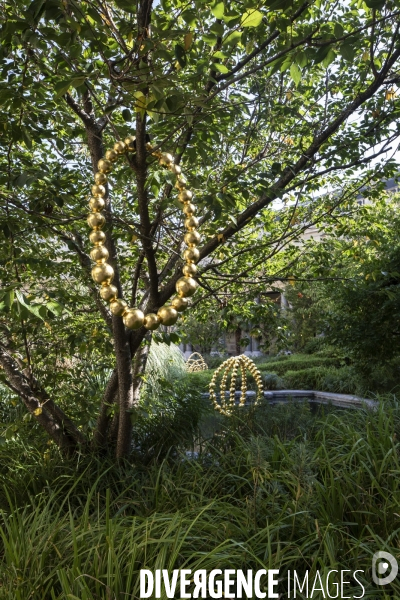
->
[259,354,341,376]
[283,365,361,394]
[262,371,285,390]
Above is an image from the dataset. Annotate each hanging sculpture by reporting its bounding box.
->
[209,355,263,416]
[186,352,208,373]
[87,136,200,331]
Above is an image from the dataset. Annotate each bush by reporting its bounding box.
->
[258,354,341,376]
[262,371,285,390]
[283,365,361,394]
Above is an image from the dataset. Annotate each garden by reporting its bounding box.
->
[1,0,400,597]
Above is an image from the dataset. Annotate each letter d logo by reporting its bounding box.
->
[372,551,398,585]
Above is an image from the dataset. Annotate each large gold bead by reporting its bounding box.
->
[89,230,106,245]
[176,277,198,298]
[171,296,189,312]
[175,176,187,190]
[87,213,106,230]
[114,141,126,154]
[90,245,109,264]
[182,263,197,277]
[94,172,107,185]
[124,135,136,150]
[184,216,199,230]
[105,149,118,162]
[170,163,182,175]
[178,189,193,203]
[91,184,106,197]
[157,305,178,326]
[92,263,114,285]
[183,247,200,263]
[100,284,118,302]
[89,197,105,212]
[144,313,161,330]
[183,203,196,216]
[123,308,144,329]
[97,159,112,173]
[110,299,128,316]
[159,152,174,166]
[184,231,201,247]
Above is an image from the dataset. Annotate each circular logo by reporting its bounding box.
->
[372,551,398,585]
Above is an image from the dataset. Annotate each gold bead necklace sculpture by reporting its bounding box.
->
[209,355,263,416]
[88,136,200,331]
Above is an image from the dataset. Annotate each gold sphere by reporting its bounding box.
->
[171,296,189,312]
[100,284,118,302]
[89,230,106,246]
[176,277,198,298]
[157,305,178,326]
[91,184,106,197]
[182,263,197,277]
[184,231,201,247]
[110,298,128,316]
[170,164,181,175]
[90,245,109,264]
[89,197,105,212]
[183,247,200,263]
[94,172,107,185]
[123,308,144,329]
[114,141,126,154]
[105,149,118,162]
[159,152,174,166]
[183,203,196,216]
[124,135,136,150]
[87,213,106,230]
[184,216,199,230]
[178,189,193,202]
[97,159,112,173]
[144,313,161,330]
[175,176,187,190]
[92,263,114,285]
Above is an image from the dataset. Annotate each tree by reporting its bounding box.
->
[285,193,400,364]
[1,0,400,457]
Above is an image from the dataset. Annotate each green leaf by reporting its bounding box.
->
[334,23,344,38]
[290,63,301,85]
[322,48,336,68]
[241,10,262,27]
[122,108,131,121]
[211,2,224,18]
[213,62,229,74]
[202,34,218,46]
[296,51,308,68]
[181,10,196,26]
[4,291,14,309]
[314,45,333,64]
[174,44,187,67]
[224,31,242,45]
[71,76,86,88]
[46,301,65,316]
[340,44,355,62]
[364,0,385,8]
[54,80,72,97]
[15,292,45,321]
[113,0,136,12]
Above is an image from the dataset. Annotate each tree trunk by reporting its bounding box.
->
[235,326,242,356]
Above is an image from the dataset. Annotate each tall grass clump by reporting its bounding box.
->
[1,398,400,598]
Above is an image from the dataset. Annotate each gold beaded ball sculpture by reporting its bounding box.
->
[186,352,208,373]
[209,355,264,416]
[87,137,200,331]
